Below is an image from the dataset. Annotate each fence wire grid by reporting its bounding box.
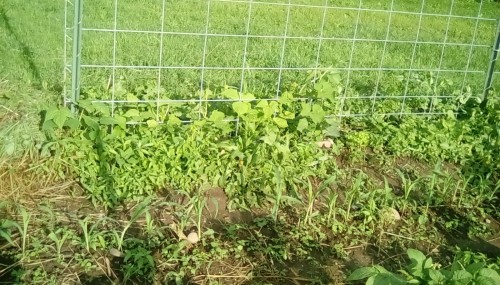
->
[64,0,500,121]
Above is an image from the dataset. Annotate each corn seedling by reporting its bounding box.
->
[48,229,71,260]
[303,175,336,226]
[113,197,152,251]
[78,216,107,252]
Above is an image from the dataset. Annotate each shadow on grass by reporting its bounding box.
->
[0,7,41,84]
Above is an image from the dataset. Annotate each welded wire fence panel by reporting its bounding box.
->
[64,0,500,121]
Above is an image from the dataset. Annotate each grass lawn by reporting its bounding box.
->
[0,1,499,285]
[75,0,499,104]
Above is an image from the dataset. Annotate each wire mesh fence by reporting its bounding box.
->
[64,0,500,121]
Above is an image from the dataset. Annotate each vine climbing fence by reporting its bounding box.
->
[64,0,500,122]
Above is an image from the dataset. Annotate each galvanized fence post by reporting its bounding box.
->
[483,19,500,105]
[70,0,83,112]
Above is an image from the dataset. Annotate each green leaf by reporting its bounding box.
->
[167,114,182,126]
[44,106,59,121]
[77,100,95,113]
[232,102,251,116]
[297,118,309,132]
[92,102,111,116]
[126,93,139,102]
[0,229,15,246]
[428,269,445,282]
[300,102,312,117]
[407,248,426,277]
[451,270,473,283]
[347,267,378,281]
[424,257,433,269]
[314,80,334,100]
[273,117,288,128]
[475,276,496,285]
[64,117,81,130]
[478,269,500,283]
[407,249,426,265]
[123,109,140,118]
[83,115,100,130]
[146,120,159,128]
[209,110,225,122]
[139,111,155,120]
[324,124,340,137]
[310,104,325,124]
[466,262,486,274]
[221,88,240,99]
[255,100,268,109]
[49,107,73,129]
[100,116,126,130]
[241,92,255,100]
[261,132,277,145]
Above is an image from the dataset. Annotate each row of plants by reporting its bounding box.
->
[41,71,499,210]
[1,71,498,284]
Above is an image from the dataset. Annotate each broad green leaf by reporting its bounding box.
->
[297,118,309,132]
[77,100,95,113]
[209,110,225,122]
[41,119,57,133]
[310,104,325,124]
[347,267,378,281]
[428,269,445,282]
[466,262,486,274]
[371,273,406,285]
[324,124,340,137]
[139,111,155,120]
[478,268,500,283]
[407,249,426,265]
[255,100,268,109]
[100,116,126,130]
[424,257,433,269]
[273,117,288,128]
[329,72,342,85]
[261,105,274,119]
[168,114,182,126]
[407,248,426,277]
[475,276,496,285]
[279,92,293,105]
[261,132,277,145]
[241,92,255,100]
[123,109,140,118]
[50,108,73,129]
[315,80,334,100]
[92,102,111,116]
[44,106,59,121]
[451,270,473,283]
[232,102,251,116]
[221,88,239,99]
[83,115,100,130]
[64,117,81,130]
[300,102,312,117]
[146,120,159,128]
[126,93,139,102]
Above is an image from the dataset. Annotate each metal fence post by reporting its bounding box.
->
[482,19,500,105]
[70,0,83,112]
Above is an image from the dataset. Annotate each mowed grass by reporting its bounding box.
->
[1,0,499,112]
[74,0,500,106]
